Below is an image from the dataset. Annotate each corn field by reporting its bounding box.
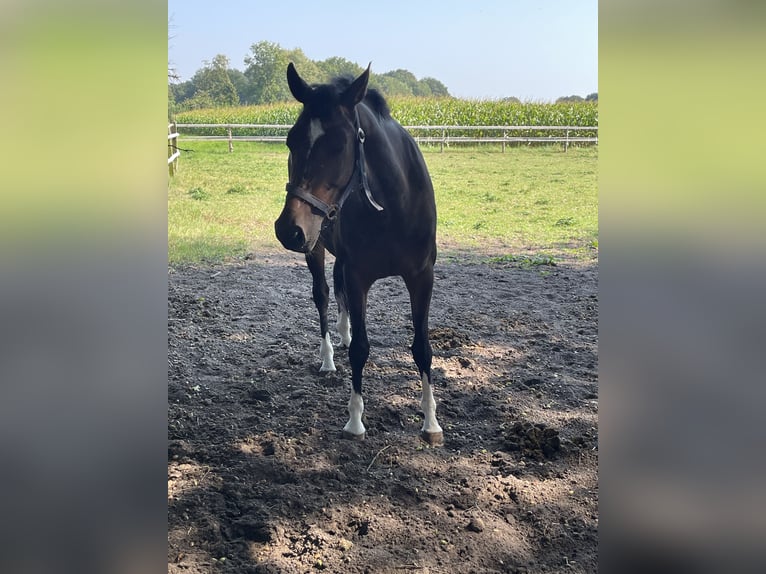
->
[173,97,597,139]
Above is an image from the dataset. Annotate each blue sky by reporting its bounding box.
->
[168,0,597,101]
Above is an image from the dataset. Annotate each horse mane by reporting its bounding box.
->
[363,89,390,118]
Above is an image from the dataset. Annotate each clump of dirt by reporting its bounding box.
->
[503,422,561,461]
[429,326,471,350]
[168,250,598,573]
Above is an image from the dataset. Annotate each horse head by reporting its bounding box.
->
[274,62,370,253]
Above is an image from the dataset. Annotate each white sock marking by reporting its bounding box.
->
[336,309,351,347]
[343,392,366,437]
[319,332,336,372]
[420,373,443,435]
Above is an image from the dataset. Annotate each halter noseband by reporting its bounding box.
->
[284,108,384,220]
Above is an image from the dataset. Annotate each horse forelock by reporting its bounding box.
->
[302,76,390,121]
[304,84,340,119]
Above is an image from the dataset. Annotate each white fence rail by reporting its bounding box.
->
[175,123,598,152]
[168,122,180,174]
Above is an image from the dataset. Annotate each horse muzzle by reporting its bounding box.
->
[274,219,308,253]
[274,201,322,253]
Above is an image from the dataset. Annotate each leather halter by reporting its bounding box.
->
[284,108,384,220]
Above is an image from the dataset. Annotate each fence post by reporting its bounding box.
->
[228,127,233,153]
[565,128,570,153]
[440,128,445,153]
[502,130,506,153]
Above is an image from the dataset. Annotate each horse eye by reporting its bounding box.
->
[326,138,345,154]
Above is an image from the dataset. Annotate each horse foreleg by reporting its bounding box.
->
[306,244,335,372]
[333,259,352,347]
[405,267,444,446]
[341,270,371,440]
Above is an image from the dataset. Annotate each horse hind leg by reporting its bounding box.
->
[333,259,352,347]
[405,267,444,446]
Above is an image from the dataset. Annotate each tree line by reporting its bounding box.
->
[557,93,598,103]
[169,41,451,112]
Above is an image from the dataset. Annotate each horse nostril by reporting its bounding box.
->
[291,227,305,247]
[276,222,305,251]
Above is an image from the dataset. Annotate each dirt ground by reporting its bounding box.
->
[168,248,598,574]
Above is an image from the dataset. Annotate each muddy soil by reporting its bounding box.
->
[168,250,598,573]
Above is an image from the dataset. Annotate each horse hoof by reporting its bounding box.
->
[420,431,444,446]
[342,430,365,441]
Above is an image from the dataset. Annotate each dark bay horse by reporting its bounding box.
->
[274,63,443,445]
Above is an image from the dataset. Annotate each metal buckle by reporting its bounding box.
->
[357,127,365,143]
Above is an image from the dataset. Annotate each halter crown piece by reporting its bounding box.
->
[285,108,384,220]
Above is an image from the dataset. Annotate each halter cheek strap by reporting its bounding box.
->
[284,108,384,220]
[356,113,384,212]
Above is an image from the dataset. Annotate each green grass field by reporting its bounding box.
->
[168,141,597,265]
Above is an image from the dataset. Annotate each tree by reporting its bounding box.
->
[175,41,452,106]
[168,84,176,119]
[227,68,250,104]
[170,80,195,107]
[243,41,292,103]
[285,48,323,85]
[372,70,451,98]
[192,54,239,107]
[384,69,419,87]
[243,42,329,104]
[586,92,598,102]
[413,82,433,97]
[556,95,585,103]
[317,56,363,81]
[420,77,450,97]
[370,75,412,97]
[183,90,216,110]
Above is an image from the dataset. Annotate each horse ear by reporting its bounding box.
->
[287,62,311,103]
[341,63,371,108]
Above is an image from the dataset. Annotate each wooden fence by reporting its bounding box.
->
[175,123,598,152]
[168,122,180,175]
